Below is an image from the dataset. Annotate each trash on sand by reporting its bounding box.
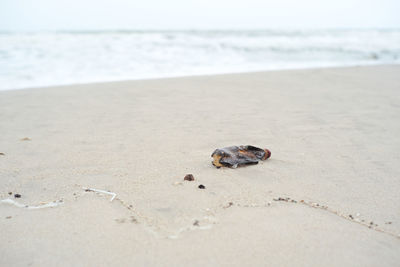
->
[1,198,63,209]
[20,137,31,141]
[14,194,21,198]
[211,145,271,168]
[184,174,195,181]
[198,184,206,189]
[83,188,116,202]
[0,152,5,156]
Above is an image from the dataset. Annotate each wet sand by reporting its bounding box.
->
[1,65,400,266]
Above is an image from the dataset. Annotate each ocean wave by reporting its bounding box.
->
[0,29,399,90]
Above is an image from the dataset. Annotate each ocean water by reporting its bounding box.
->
[0,29,399,90]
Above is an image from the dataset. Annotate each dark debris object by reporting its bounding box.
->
[184,174,195,181]
[14,194,21,198]
[211,145,271,168]
[273,197,290,202]
[198,184,206,189]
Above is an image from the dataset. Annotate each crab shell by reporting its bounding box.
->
[211,145,271,168]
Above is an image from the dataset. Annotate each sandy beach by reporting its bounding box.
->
[1,65,400,266]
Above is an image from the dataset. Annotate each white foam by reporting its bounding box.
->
[1,30,399,90]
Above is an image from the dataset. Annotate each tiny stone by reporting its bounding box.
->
[5,216,12,219]
[198,184,206,189]
[130,216,138,223]
[184,174,195,181]
[349,215,354,219]
[14,194,21,198]
[8,192,12,195]
[223,202,233,208]
[193,220,200,226]
[0,152,5,156]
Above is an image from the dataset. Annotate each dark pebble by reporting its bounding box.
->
[8,192,12,195]
[14,194,21,198]
[198,184,206,189]
[184,174,195,181]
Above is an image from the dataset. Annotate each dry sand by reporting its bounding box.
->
[1,65,400,266]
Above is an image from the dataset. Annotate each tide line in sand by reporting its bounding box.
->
[1,198,63,209]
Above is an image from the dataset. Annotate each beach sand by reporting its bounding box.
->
[1,65,399,266]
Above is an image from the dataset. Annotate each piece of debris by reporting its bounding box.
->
[385,222,392,225]
[349,214,354,220]
[5,216,12,219]
[211,145,271,168]
[130,216,138,223]
[83,188,116,201]
[193,220,200,226]
[198,184,206,189]
[14,194,21,198]
[223,202,233,209]
[184,174,195,181]
[0,152,5,156]
[8,192,12,195]
[20,137,31,141]
[273,197,290,202]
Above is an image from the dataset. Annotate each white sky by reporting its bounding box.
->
[0,0,399,31]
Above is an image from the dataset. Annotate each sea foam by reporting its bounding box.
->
[0,29,399,90]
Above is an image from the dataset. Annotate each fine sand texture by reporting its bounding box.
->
[1,65,400,266]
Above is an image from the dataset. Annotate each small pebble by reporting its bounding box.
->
[198,184,206,189]
[184,174,195,181]
[349,215,354,219]
[193,220,200,226]
[8,192,12,195]
[223,202,233,209]
[14,194,21,198]
[0,152,5,156]
[5,216,12,219]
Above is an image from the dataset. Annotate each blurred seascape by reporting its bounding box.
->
[0,29,399,90]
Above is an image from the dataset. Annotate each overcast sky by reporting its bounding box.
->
[1,0,399,31]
